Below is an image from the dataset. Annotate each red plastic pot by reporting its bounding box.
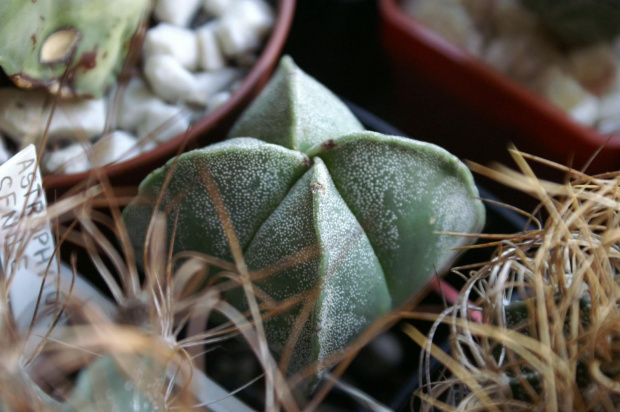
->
[43,0,296,196]
[379,0,620,174]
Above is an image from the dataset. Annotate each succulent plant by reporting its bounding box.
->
[0,0,149,98]
[123,57,485,380]
[64,356,164,412]
[521,0,620,47]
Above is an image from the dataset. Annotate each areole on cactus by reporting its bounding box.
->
[123,56,486,379]
[0,0,149,98]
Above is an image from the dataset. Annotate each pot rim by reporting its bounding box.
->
[379,0,620,158]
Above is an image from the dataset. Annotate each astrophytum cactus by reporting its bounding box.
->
[123,57,486,378]
[0,0,148,98]
[63,356,164,412]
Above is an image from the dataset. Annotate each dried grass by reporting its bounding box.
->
[408,148,620,411]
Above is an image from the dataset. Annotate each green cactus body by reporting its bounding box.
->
[228,56,365,152]
[0,0,148,98]
[521,0,620,47]
[64,356,164,412]
[123,57,486,378]
[237,157,393,374]
[127,138,310,263]
[308,133,482,305]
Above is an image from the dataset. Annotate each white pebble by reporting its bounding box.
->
[596,117,620,134]
[196,22,227,71]
[228,0,275,38]
[51,98,107,142]
[535,67,599,126]
[403,0,483,56]
[154,0,202,27]
[216,16,261,57]
[137,102,191,143]
[0,88,49,145]
[598,87,620,121]
[207,90,232,112]
[0,136,12,165]
[143,24,199,71]
[115,77,165,133]
[491,0,539,37]
[91,130,140,167]
[461,0,494,26]
[139,139,159,153]
[484,35,564,84]
[44,144,91,174]
[185,68,243,106]
[144,55,196,103]
[203,0,235,17]
[568,44,617,96]
[570,98,600,126]
[0,89,105,144]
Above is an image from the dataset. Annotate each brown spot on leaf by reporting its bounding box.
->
[321,139,338,151]
[30,34,37,46]
[79,49,97,71]
[311,182,325,194]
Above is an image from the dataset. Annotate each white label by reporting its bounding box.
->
[0,145,116,332]
[0,145,59,329]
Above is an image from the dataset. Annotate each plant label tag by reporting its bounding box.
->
[0,144,60,330]
[0,145,116,333]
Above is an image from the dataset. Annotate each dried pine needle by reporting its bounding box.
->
[411,149,620,411]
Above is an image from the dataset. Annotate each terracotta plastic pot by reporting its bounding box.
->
[379,0,620,174]
[43,0,296,195]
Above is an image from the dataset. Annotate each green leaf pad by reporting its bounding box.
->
[0,0,148,98]
[123,138,310,264]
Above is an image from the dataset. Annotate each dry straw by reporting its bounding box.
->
[406,148,620,411]
[0,178,256,411]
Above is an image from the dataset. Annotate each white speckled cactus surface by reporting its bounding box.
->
[123,56,486,378]
[0,0,148,98]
